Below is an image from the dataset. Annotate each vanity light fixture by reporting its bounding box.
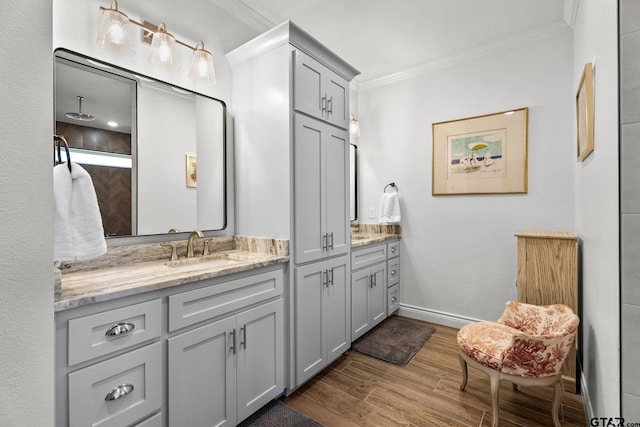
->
[349,113,361,138]
[96,0,217,84]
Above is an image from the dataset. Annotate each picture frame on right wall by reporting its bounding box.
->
[576,62,594,162]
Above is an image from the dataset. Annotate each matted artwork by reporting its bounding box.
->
[186,154,197,188]
[576,62,594,162]
[432,108,528,195]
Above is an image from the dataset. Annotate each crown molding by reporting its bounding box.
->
[358,19,572,92]
[207,0,274,32]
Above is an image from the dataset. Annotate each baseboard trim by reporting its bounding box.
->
[397,304,483,329]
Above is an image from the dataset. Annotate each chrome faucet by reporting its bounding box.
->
[186,230,203,258]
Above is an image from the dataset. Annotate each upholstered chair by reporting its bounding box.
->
[457,301,579,427]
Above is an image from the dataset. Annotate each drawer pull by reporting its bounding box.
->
[391,269,397,275]
[105,322,135,337]
[105,383,134,401]
[391,246,397,253]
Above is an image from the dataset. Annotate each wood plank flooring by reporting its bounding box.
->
[281,318,586,427]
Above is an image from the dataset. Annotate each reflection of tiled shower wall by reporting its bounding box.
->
[56,122,132,236]
[620,0,640,420]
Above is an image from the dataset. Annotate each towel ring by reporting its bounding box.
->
[384,182,398,193]
[54,134,72,173]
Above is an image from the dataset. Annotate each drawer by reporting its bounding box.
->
[387,284,400,315]
[169,269,283,331]
[387,240,400,258]
[387,257,400,286]
[135,412,163,427]
[351,244,387,271]
[68,299,162,366]
[68,342,162,427]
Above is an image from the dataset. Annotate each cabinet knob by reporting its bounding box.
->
[391,246,397,253]
[391,269,397,275]
[105,322,135,337]
[391,296,397,303]
[105,383,134,401]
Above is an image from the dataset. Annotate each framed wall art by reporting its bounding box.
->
[185,154,197,188]
[576,62,594,162]
[432,107,528,195]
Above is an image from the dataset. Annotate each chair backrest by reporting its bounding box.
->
[498,301,580,377]
[497,301,579,338]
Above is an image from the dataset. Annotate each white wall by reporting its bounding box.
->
[572,0,620,418]
[0,2,54,426]
[357,32,575,324]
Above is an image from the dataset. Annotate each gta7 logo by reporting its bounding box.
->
[590,418,640,427]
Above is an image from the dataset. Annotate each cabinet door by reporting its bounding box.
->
[236,299,284,423]
[324,72,349,129]
[168,316,236,427]
[325,126,349,258]
[325,257,350,363]
[295,262,327,385]
[351,268,372,341]
[370,264,388,328]
[294,50,325,121]
[294,114,325,264]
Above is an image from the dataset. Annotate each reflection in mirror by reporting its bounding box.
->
[54,49,226,238]
[350,143,358,221]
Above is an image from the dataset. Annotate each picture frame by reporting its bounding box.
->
[576,62,594,162]
[185,154,197,188]
[432,107,528,195]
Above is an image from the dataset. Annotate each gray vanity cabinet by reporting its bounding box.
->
[294,114,349,264]
[168,298,283,426]
[351,251,387,341]
[387,240,401,314]
[56,266,285,427]
[295,256,350,385]
[351,239,401,341]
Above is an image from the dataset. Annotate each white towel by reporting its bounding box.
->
[379,191,401,224]
[54,162,107,264]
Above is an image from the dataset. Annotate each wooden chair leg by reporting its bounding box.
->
[489,371,500,427]
[459,352,468,390]
[551,380,564,427]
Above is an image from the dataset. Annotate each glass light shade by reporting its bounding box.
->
[96,5,134,54]
[148,24,179,70]
[349,115,361,137]
[188,45,216,85]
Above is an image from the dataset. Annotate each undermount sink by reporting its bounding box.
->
[164,252,245,268]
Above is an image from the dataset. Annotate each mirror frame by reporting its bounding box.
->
[54,48,228,242]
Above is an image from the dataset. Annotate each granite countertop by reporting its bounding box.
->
[350,223,401,248]
[55,236,288,312]
[54,228,400,312]
[350,233,400,248]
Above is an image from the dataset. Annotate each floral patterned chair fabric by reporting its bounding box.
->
[457,301,579,427]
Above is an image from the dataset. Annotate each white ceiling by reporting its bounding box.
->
[212,0,576,84]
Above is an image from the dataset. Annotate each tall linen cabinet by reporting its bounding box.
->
[227,21,359,392]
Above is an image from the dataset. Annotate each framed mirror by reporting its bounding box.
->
[350,143,358,221]
[54,49,227,238]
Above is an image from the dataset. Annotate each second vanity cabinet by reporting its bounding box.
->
[351,239,401,341]
[55,265,285,427]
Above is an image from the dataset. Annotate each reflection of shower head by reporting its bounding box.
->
[66,96,95,121]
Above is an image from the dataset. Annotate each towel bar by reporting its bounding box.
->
[384,182,398,193]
